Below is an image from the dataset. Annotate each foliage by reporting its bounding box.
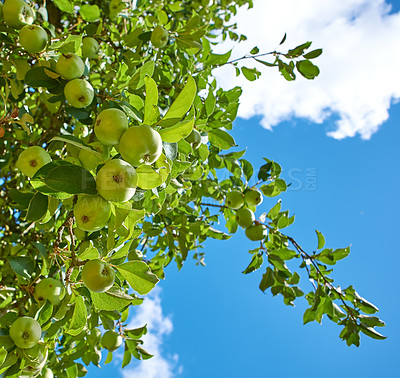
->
[0,0,385,376]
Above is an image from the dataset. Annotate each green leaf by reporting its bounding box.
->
[143,76,159,125]
[53,0,74,13]
[267,201,281,220]
[359,323,386,340]
[116,261,159,295]
[206,50,232,66]
[25,192,48,222]
[36,300,53,325]
[136,165,163,190]
[315,230,325,249]
[303,308,316,324]
[68,296,87,335]
[159,116,194,143]
[80,5,100,22]
[259,267,274,292]
[128,61,155,90]
[208,129,236,150]
[242,253,263,274]
[296,60,320,79]
[250,47,259,55]
[332,247,350,261]
[287,41,312,58]
[91,288,140,311]
[159,76,197,127]
[8,256,35,279]
[205,90,216,117]
[303,49,323,59]
[0,347,7,367]
[125,325,147,339]
[241,67,261,81]
[24,67,60,89]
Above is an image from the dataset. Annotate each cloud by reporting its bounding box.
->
[121,288,181,378]
[213,0,400,139]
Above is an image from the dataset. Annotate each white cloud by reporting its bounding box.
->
[213,0,400,139]
[121,288,182,378]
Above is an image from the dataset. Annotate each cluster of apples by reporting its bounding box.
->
[225,188,268,241]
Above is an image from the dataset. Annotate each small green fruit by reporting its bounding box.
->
[56,53,85,80]
[78,142,109,171]
[94,108,128,145]
[73,194,111,232]
[9,316,41,349]
[235,208,255,228]
[225,190,244,210]
[3,0,35,29]
[101,330,122,351]
[82,37,99,59]
[19,24,48,54]
[16,146,52,178]
[81,259,115,293]
[34,278,64,305]
[151,25,169,48]
[118,125,163,166]
[64,79,94,108]
[40,367,54,378]
[244,188,263,207]
[96,159,138,203]
[185,129,202,149]
[245,224,267,241]
[87,328,102,346]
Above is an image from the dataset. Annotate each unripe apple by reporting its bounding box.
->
[101,330,122,351]
[118,125,163,166]
[78,142,109,171]
[225,190,244,210]
[9,316,41,349]
[244,188,263,207]
[236,208,255,228]
[19,24,48,54]
[185,129,202,149]
[94,108,128,145]
[64,79,94,108]
[81,259,115,292]
[34,278,64,305]
[3,0,35,29]
[96,159,138,203]
[73,124,89,138]
[82,37,99,59]
[73,195,111,232]
[245,224,267,241]
[87,328,102,346]
[16,146,52,178]
[151,26,169,48]
[40,367,54,378]
[56,53,85,80]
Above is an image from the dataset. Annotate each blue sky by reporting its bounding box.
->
[89,0,400,377]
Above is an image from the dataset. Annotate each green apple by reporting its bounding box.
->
[94,108,128,145]
[82,37,99,59]
[81,259,115,292]
[101,330,122,351]
[40,367,54,378]
[16,146,52,178]
[73,194,111,232]
[128,249,143,261]
[236,208,255,228]
[19,24,48,54]
[244,188,263,207]
[185,129,201,149]
[64,79,94,108]
[87,328,102,346]
[56,53,85,80]
[3,0,35,29]
[245,224,267,241]
[78,142,109,171]
[151,25,169,48]
[96,159,138,203]
[73,124,89,138]
[34,278,64,305]
[9,316,41,349]
[118,125,163,166]
[225,190,244,210]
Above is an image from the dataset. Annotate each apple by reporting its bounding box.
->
[73,124,89,138]
[73,226,86,240]
[9,316,41,349]
[236,208,255,229]
[56,53,85,80]
[3,0,35,29]
[245,224,267,241]
[101,330,122,351]
[64,79,94,108]
[118,125,163,166]
[185,129,201,149]
[16,146,52,178]
[73,195,111,232]
[19,25,48,54]
[96,159,138,203]
[40,367,54,378]
[225,190,244,210]
[78,142,109,171]
[94,108,128,145]
[151,26,169,48]
[82,37,99,59]
[34,278,64,305]
[244,188,263,207]
[87,328,102,346]
[127,249,143,261]
[81,259,115,292]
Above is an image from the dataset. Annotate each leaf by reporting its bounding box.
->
[159,116,194,143]
[116,261,159,295]
[50,135,100,156]
[259,267,274,292]
[303,49,323,59]
[287,41,312,58]
[206,50,232,66]
[303,308,316,324]
[53,0,74,13]
[80,4,100,22]
[242,253,263,274]
[241,67,260,81]
[143,76,159,125]
[208,129,236,150]
[267,201,281,220]
[25,192,48,222]
[359,323,386,340]
[128,61,155,90]
[159,76,197,127]
[315,230,325,249]
[25,67,60,89]
[91,288,140,311]
[0,348,7,367]
[279,33,287,45]
[136,165,163,190]
[125,325,147,339]
[68,296,87,335]
[36,300,53,325]
[8,256,35,279]
[296,60,320,79]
